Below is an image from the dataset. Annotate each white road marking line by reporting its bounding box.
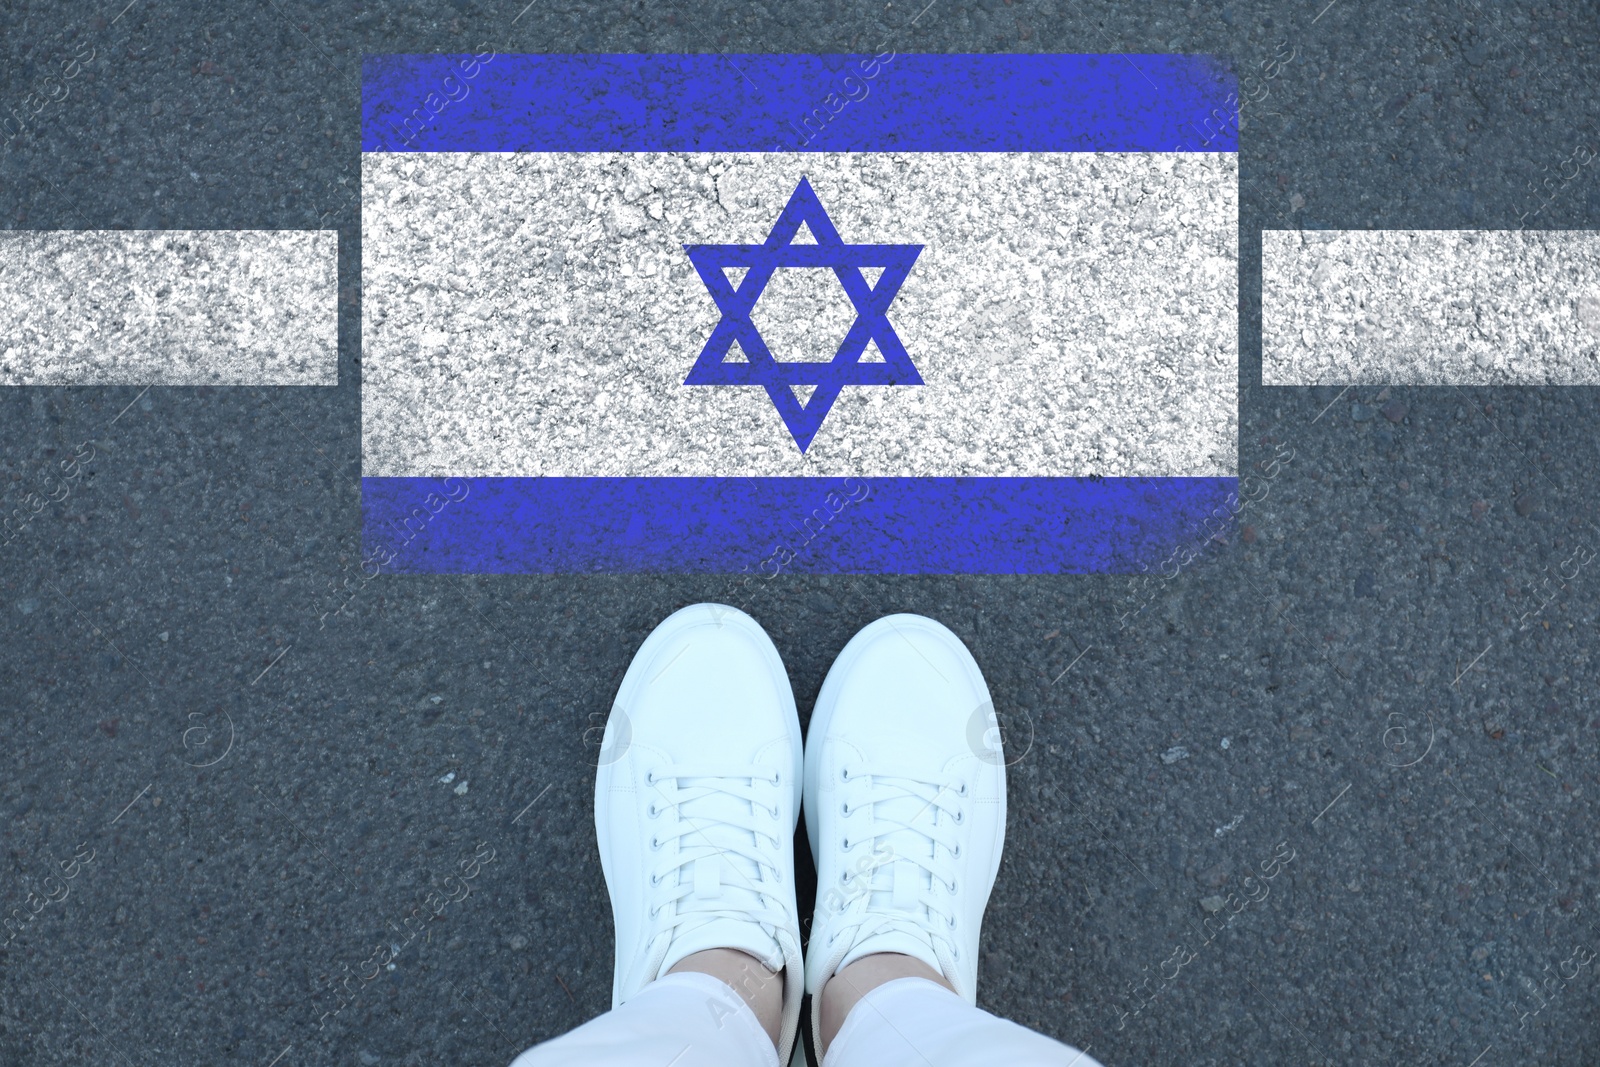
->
[0,231,337,386]
[1264,230,1600,385]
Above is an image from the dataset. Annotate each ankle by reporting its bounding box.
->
[668,948,785,1052]
[818,952,953,1056]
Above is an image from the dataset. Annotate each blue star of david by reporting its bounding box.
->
[683,177,923,452]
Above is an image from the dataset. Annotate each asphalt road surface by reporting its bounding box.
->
[2,1,1598,1065]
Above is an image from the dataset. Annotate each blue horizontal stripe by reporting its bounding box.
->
[361,54,1238,153]
[361,477,1241,574]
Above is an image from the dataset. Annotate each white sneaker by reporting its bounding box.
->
[595,603,805,1062]
[802,614,1006,1054]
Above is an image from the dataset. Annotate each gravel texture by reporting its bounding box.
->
[2,2,1599,1066]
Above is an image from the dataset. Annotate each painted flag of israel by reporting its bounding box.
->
[360,54,1239,573]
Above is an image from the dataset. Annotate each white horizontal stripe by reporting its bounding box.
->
[0,230,337,385]
[363,152,1236,478]
[1263,229,1600,385]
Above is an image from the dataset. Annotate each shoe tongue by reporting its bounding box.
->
[654,777,784,980]
[867,790,939,911]
[676,777,764,883]
[835,787,945,977]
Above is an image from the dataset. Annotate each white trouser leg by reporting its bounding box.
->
[822,978,1103,1067]
[508,971,780,1067]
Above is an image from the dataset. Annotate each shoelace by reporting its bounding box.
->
[645,765,791,948]
[829,769,966,961]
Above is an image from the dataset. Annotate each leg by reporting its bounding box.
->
[823,975,1104,1067]
[819,952,950,1051]
[508,970,781,1067]
[508,604,806,1066]
[668,948,783,1049]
